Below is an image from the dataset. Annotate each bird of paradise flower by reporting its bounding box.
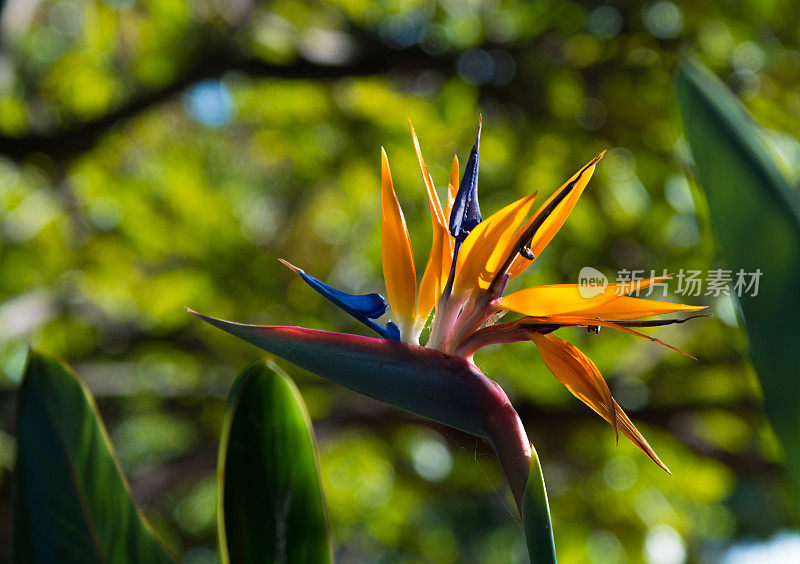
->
[190,118,705,520]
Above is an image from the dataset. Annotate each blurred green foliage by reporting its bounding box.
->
[1,0,799,562]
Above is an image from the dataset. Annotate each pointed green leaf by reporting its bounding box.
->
[13,350,174,563]
[218,360,332,564]
[521,445,556,564]
[676,60,800,500]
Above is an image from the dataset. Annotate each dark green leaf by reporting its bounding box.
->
[13,350,174,563]
[218,360,331,564]
[676,60,800,499]
[522,445,556,564]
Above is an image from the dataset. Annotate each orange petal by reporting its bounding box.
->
[499,277,700,319]
[381,148,417,338]
[528,315,695,359]
[531,333,669,472]
[583,297,707,320]
[409,121,454,327]
[508,152,604,280]
[608,398,670,473]
[499,284,620,317]
[455,191,538,292]
[445,155,459,224]
[409,120,447,229]
[417,231,452,330]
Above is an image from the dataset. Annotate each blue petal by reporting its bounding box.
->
[281,260,400,341]
[449,117,483,242]
[296,271,388,319]
[383,321,401,341]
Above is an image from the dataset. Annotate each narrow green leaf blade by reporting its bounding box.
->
[676,60,800,498]
[13,350,174,563]
[522,445,556,564]
[218,360,332,564]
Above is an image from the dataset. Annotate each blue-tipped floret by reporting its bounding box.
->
[442,116,485,298]
[448,116,483,242]
[281,260,401,341]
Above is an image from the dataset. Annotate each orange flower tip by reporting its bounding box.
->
[579,150,606,170]
[653,457,672,475]
[277,258,303,274]
[408,121,417,144]
[526,189,540,204]
[671,343,696,360]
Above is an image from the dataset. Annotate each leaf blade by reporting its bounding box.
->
[12,350,174,564]
[676,59,800,500]
[218,360,331,564]
[522,446,556,564]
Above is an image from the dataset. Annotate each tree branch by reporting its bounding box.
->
[0,38,456,163]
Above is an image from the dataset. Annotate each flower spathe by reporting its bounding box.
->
[192,118,706,510]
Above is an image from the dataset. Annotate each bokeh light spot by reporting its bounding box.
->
[722,531,800,563]
[587,530,624,564]
[645,525,686,564]
[643,2,683,40]
[410,435,452,482]
[604,456,639,491]
[457,48,495,85]
[184,80,234,127]
[588,6,623,40]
